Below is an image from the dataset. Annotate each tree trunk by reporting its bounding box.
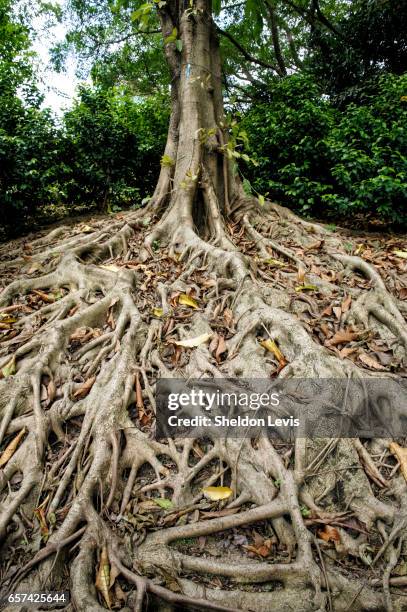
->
[147,0,243,252]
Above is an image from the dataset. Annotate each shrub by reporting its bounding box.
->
[241,73,407,226]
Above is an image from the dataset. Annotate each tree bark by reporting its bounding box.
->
[148,0,243,248]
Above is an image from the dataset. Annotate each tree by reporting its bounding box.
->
[0,1,406,610]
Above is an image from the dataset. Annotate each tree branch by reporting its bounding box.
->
[217,26,280,72]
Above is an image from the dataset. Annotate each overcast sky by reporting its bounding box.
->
[31,7,82,114]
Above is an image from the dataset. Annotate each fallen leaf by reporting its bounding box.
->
[0,316,17,324]
[0,427,26,468]
[297,265,306,284]
[359,352,386,370]
[263,258,285,268]
[326,329,360,347]
[27,261,42,274]
[333,306,342,320]
[393,250,407,259]
[100,264,120,272]
[32,289,55,303]
[153,307,164,317]
[47,379,56,403]
[321,304,333,317]
[178,294,199,309]
[341,294,352,312]
[260,339,286,367]
[154,498,173,510]
[96,546,111,609]
[135,372,144,417]
[1,355,16,378]
[339,347,358,359]
[172,333,212,348]
[202,486,233,501]
[295,285,318,292]
[73,376,96,399]
[69,327,89,342]
[215,335,227,363]
[34,506,49,540]
[81,225,94,233]
[306,240,323,251]
[318,525,340,543]
[223,308,234,327]
[389,442,407,482]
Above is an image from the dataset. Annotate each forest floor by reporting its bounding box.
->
[0,207,406,611]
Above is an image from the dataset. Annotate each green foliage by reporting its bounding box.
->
[308,0,407,104]
[61,86,169,211]
[0,0,62,236]
[241,73,407,225]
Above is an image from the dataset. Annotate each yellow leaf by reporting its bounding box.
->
[153,307,164,318]
[0,316,16,325]
[173,333,212,348]
[295,285,318,292]
[260,339,286,366]
[0,427,26,468]
[1,355,16,378]
[96,546,111,609]
[393,250,407,259]
[202,486,233,501]
[390,442,407,483]
[263,258,285,268]
[81,225,93,233]
[178,294,199,309]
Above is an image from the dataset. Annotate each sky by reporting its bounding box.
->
[31,8,82,114]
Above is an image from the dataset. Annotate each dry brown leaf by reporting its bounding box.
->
[73,376,96,399]
[333,306,342,320]
[341,294,352,313]
[215,335,227,363]
[297,264,306,284]
[47,379,56,403]
[306,240,323,251]
[95,546,111,609]
[389,442,407,482]
[223,308,234,327]
[326,329,359,347]
[135,372,144,417]
[339,347,358,359]
[69,327,90,342]
[0,427,26,468]
[32,289,55,303]
[321,304,333,317]
[318,525,340,543]
[209,334,219,355]
[359,352,386,370]
[34,506,49,539]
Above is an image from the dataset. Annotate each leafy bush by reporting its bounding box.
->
[0,0,62,236]
[60,86,169,211]
[241,73,407,225]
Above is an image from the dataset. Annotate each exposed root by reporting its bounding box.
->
[0,198,406,611]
